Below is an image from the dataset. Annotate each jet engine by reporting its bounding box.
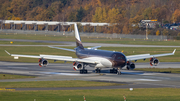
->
[73,62,83,70]
[150,58,159,66]
[126,61,135,70]
[39,58,48,67]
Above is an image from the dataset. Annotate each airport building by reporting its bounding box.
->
[138,20,160,28]
[0,20,110,32]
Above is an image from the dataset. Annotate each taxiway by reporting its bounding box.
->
[0,61,180,90]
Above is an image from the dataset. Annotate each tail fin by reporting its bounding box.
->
[74,23,84,49]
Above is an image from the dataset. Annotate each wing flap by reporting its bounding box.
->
[42,56,99,64]
[40,54,72,58]
[126,54,150,58]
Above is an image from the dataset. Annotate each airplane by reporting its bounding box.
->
[5,23,176,75]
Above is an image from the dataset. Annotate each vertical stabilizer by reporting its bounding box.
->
[74,23,84,49]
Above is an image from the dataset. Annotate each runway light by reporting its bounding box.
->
[10,41,13,44]
[14,57,19,59]
[129,88,133,91]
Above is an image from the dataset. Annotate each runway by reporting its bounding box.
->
[0,61,180,90]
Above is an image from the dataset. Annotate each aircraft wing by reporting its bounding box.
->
[87,46,101,50]
[5,50,99,64]
[127,49,176,61]
[48,46,75,52]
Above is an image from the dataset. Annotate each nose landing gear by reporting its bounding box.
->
[117,68,121,75]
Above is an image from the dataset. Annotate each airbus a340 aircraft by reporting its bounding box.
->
[5,24,176,75]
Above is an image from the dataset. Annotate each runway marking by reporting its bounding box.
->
[40,72,82,76]
[136,79,161,81]
[6,67,28,69]
[142,76,170,80]
[122,72,155,75]
[142,83,180,88]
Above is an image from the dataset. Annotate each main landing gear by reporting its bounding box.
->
[110,68,121,75]
[80,69,87,74]
[80,64,88,74]
[95,68,101,73]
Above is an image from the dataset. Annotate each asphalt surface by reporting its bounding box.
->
[0,61,180,91]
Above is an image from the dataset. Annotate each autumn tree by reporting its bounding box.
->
[1,0,180,34]
[92,7,103,22]
[156,30,160,36]
[172,9,180,23]
[162,29,169,36]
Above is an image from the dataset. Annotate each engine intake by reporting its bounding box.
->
[150,58,159,66]
[73,62,83,70]
[126,61,135,70]
[39,58,48,67]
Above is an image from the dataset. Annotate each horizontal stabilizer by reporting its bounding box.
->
[48,46,75,52]
[87,46,101,50]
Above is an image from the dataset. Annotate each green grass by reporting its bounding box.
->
[0,33,76,42]
[0,41,62,45]
[0,80,121,88]
[0,74,35,80]
[135,68,180,73]
[1,46,179,63]
[0,88,180,101]
[1,33,180,46]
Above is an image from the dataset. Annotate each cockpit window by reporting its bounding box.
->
[113,53,125,60]
[117,57,122,59]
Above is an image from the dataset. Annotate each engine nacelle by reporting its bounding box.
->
[150,58,159,66]
[39,58,48,67]
[73,62,83,70]
[126,61,135,70]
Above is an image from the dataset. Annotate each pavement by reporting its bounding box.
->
[0,61,180,91]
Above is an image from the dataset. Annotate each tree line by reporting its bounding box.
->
[0,0,180,35]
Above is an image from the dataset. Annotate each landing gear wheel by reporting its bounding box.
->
[117,71,121,75]
[80,69,88,74]
[117,68,121,75]
[95,68,101,73]
[110,68,117,74]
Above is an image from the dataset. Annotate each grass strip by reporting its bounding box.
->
[0,80,122,88]
[0,88,180,101]
[135,68,180,73]
[1,33,180,46]
[0,74,35,80]
[0,41,62,45]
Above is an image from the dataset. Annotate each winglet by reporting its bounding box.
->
[5,50,11,55]
[173,49,176,54]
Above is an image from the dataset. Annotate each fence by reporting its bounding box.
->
[0,29,168,40]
